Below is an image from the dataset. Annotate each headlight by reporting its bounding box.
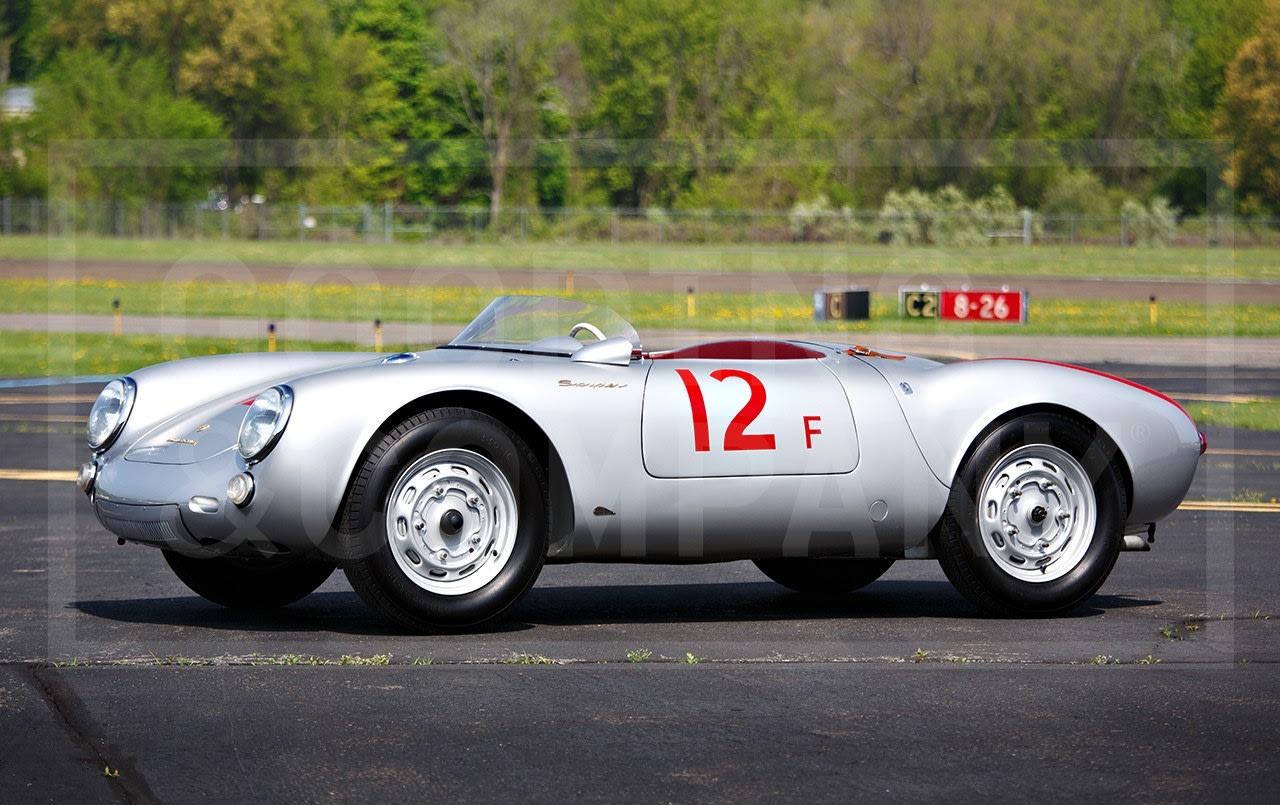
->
[237,385,293,463]
[87,377,136,451]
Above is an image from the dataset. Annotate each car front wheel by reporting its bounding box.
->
[339,408,549,632]
[935,413,1125,616]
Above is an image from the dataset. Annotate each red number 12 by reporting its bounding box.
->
[675,369,777,452]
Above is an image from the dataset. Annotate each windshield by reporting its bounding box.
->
[449,296,641,355]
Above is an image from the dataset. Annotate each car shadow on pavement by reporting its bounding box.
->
[69,593,445,636]
[508,580,1162,626]
[71,581,1161,634]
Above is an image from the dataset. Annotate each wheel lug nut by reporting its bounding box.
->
[437,550,448,561]
[434,486,444,495]
[468,495,479,506]
[1010,489,1021,499]
[413,519,425,532]
[470,535,481,545]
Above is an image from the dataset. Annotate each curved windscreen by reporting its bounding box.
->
[449,296,641,355]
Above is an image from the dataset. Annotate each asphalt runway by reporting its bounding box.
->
[1,372,1277,801]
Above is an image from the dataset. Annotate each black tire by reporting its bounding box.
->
[339,408,549,632]
[753,557,894,595]
[934,413,1126,616]
[163,551,336,610]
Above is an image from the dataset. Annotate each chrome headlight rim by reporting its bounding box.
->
[237,385,294,464]
[87,377,137,453]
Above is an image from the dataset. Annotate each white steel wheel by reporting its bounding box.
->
[935,413,1125,617]
[340,408,549,632]
[976,445,1097,583]
[385,449,518,596]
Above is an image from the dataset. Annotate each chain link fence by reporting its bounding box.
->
[1,198,1275,248]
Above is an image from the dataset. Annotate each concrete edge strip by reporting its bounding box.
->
[0,413,84,423]
[0,394,99,404]
[0,376,113,389]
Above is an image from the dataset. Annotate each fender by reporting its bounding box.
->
[121,352,374,451]
[248,348,649,554]
[860,358,1201,525]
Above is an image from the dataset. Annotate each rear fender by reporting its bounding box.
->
[884,360,1200,524]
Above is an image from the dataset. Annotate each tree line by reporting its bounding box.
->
[1,0,1277,217]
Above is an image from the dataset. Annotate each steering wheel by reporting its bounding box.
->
[569,322,607,342]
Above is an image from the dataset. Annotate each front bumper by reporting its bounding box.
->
[94,499,191,548]
[91,494,308,559]
[85,448,327,558]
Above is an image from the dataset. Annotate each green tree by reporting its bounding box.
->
[435,0,566,216]
[174,0,396,198]
[348,0,482,205]
[576,0,804,208]
[1164,0,1266,138]
[8,0,1262,211]
[30,0,396,199]
[1040,168,1112,217]
[101,0,226,91]
[1,0,36,84]
[799,0,1178,202]
[1217,0,1280,211]
[1137,0,1264,210]
[33,48,226,200]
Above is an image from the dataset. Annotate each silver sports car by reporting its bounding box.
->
[78,295,1205,630]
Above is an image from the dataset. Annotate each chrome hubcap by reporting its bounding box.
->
[385,449,517,595]
[977,445,1096,583]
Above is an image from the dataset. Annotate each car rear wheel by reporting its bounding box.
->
[753,557,894,595]
[163,551,336,609]
[935,413,1125,616]
[339,408,549,632]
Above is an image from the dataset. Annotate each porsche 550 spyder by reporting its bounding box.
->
[78,295,1205,630]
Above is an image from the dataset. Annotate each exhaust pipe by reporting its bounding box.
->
[1121,523,1156,552]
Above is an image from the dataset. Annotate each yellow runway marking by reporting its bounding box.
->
[0,413,83,423]
[0,469,78,482]
[1178,500,1280,513]
[1206,448,1280,457]
[0,394,97,404]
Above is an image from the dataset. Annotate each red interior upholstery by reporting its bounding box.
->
[648,340,824,361]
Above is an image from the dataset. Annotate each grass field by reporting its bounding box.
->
[0,235,1269,281]
[4,237,1275,431]
[1193,398,1280,432]
[4,277,1279,338]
